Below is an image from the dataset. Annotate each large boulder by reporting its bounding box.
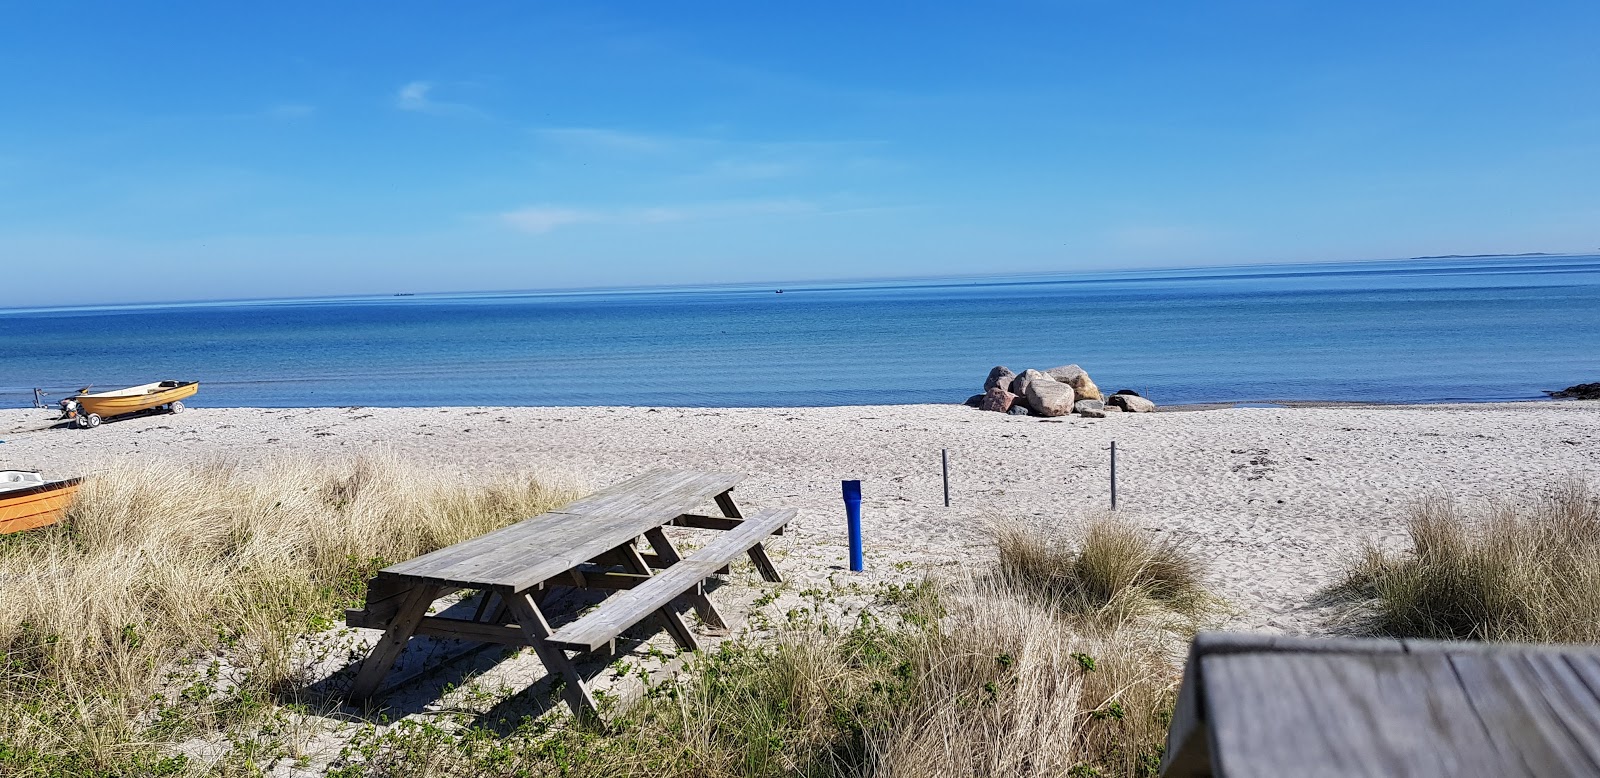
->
[1074,399,1107,418]
[1044,364,1086,383]
[1107,393,1156,413]
[1026,380,1076,417]
[1065,372,1103,402]
[1010,369,1052,398]
[979,387,1019,413]
[964,394,986,408]
[984,366,1017,392]
[1548,382,1600,400]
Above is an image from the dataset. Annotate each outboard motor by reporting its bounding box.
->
[58,397,79,420]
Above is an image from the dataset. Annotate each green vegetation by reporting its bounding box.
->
[0,460,1208,777]
[0,454,577,777]
[1333,480,1600,642]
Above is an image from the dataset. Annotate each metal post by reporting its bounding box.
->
[843,480,864,572]
[1110,440,1118,511]
[32,388,44,409]
[941,448,950,508]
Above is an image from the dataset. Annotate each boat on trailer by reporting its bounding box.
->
[0,472,82,534]
[60,381,198,428]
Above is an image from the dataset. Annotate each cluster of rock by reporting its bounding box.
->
[1547,382,1600,400]
[964,364,1156,418]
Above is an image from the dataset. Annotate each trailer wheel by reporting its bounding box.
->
[170,400,185,414]
[86,413,102,428]
[75,415,90,429]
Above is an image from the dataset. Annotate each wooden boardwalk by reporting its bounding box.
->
[1164,632,1600,777]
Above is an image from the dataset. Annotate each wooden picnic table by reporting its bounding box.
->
[345,468,794,719]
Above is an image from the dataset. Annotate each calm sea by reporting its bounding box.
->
[4,255,1599,409]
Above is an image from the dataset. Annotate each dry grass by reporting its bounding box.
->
[1,457,1202,778]
[329,517,1199,778]
[0,452,577,776]
[1335,480,1600,642]
[995,513,1214,630]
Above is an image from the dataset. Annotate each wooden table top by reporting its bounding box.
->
[381,468,744,593]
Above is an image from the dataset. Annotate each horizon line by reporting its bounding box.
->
[2,251,1593,316]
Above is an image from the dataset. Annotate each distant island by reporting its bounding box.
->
[1409,252,1557,259]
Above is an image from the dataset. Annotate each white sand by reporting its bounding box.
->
[9,401,1600,772]
[7,401,1599,633]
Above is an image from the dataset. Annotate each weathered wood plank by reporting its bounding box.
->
[506,593,599,721]
[1165,632,1600,778]
[349,584,442,704]
[645,526,726,630]
[384,471,743,591]
[546,508,794,652]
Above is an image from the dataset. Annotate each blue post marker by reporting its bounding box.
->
[843,480,864,571]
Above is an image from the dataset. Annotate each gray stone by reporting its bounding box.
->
[964,394,986,408]
[1007,405,1031,416]
[1044,364,1086,383]
[1010,369,1052,398]
[1107,394,1156,413]
[979,387,1018,413]
[1074,399,1107,418]
[984,366,1017,392]
[1548,382,1600,400]
[1114,389,1142,397]
[1025,379,1076,417]
[1103,405,1123,413]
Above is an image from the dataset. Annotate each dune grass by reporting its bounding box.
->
[1334,480,1600,642]
[332,515,1206,778]
[1,458,1206,777]
[0,453,578,777]
[995,513,1214,631]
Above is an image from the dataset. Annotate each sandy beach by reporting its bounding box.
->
[7,401,1599,634]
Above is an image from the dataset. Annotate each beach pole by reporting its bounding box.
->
[843,480,864,572]
[1110,441,1118,511]
[941,448,950,508]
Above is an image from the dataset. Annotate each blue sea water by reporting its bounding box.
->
[3,255,1599,409]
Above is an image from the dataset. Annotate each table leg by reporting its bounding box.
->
[617,542,701,652]
[644,526,727,631]
[715,491,784,583]
[505,592,600,722]
[349,584,440,704]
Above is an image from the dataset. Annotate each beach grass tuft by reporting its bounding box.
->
[0,452,577,776]
[995,513,1214,629]
[1334,479,1600,642]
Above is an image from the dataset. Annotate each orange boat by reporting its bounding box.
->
[0,472,82,534]
[61,381,198,428]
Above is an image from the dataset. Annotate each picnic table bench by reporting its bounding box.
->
[344,468,793,718]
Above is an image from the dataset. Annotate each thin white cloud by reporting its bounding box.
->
[499,200,815,234]
[535,127,672,153]
[396,81,434,111]
[395,80,478,115]
[500,207,598,234]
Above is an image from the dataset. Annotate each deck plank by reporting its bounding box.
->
[1165,633,1600,778]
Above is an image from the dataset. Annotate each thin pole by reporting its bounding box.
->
[941,448,950,508]
[1110,440,1118,511]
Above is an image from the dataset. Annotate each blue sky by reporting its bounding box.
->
[2,2,1597,307]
